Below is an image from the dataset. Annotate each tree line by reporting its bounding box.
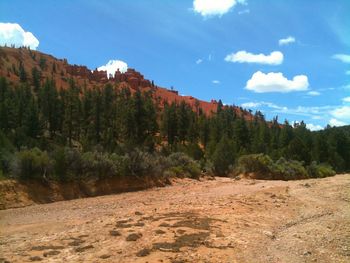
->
[0,70,349,181]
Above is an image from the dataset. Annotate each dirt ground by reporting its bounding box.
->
[0,174,349,263]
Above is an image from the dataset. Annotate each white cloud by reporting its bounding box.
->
[306,123,323,131]
[329,118,347,127]
[331,106,350,120]
[307,91,321,96]
[193,0,246,17]
[245,71,309,93]
[196,58,203,64]
[241,102,261,108]
[0,22,39,50]
[342,97,350,103]
[97,60,128,78]
[241,100,350,128]
[238,9,250,15]
[212,80,220,84]
[241,101,287,111]
[343,84,350,90]
[278,36,296,46]
[332,54,350,63]
[225,51,283,65]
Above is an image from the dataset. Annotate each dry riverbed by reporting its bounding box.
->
[0,174,349,263]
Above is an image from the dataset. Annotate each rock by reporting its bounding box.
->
[135,211,143,216]
[75,245,94,253]
[43,250,60,257]
[263,231,276,239]
[100,254,111,259]
[31,245,64,251]
[126,233,142,241]
[136,248,151,257]
[68,239,85,246]
[109,230,121,236]
[155,229,166,234]
[29,256,42,261]
[303,251,312,256]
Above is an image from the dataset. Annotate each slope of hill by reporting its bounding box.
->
[0,46,349,207]
[0,46,252,118]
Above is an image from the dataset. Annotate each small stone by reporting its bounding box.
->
[75,245,94,253]
[263,231,276,239]
[109,230,121,236]
[68,240,85,246]
[126,233,142,241]
[303,251,312,256]
[100,254,111,259]
[136,248,151,257]
[135,211,143,216]
[29,256,42,261]
[43,250,60,257]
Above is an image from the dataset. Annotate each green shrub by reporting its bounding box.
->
[211,136,236,176]
[236,154,309,180]
[0,169,6,180]
[110,153,130,177]
[236,154,274,179]
[167,152,201,178]
[81,151,117,179]
[168,166,184,176]
[126,149,168,177]
[273,158,308,180]
[167,152,193,167]
[184,162,201,179]
[12,148,52,180]
[307,162,336,178]
[185,143,204,161]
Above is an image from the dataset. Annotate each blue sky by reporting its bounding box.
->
[1,0,349,130]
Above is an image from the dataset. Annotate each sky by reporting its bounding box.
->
[0,0,349,130]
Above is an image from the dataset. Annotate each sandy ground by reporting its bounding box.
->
[0,174,349,263]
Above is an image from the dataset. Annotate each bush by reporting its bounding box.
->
[12,148,52,180]
[166,152,201,178]
[236,154,274,179]
[236,154,309,180]
[307,162,336,178]
[81,151,117,179]
[126,149,168,177]
[0,169,6,180]
[51,147,83,181]
[273,157,308,180]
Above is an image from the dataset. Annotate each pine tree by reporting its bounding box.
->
[211,135,236,175]
[19,62,27,82]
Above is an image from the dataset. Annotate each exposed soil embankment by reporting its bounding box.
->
[0,176,170,210]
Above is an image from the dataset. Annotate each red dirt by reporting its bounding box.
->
[0,174,349,262]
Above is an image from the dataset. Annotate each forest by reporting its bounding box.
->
[0,69,349,182]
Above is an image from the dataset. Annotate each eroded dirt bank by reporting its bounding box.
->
[0,176,170,210]
[0,174,349,263]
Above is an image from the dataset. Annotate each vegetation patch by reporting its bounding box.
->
[235,154,336,180]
